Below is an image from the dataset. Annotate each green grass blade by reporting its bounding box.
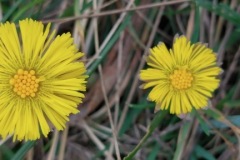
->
[194,145,216,160]
[129,102,155,109]
[191,4,200,43]
[1,0,24,22]
[194,0,240,25]
[123,110,168,160]
[147,142,161,160]
[11,0,43,22]
[173,120,192,160]
[195,111,210,136]
[87,15,131,76]
[0,145,14,160]
[205,108,221,119]
[119,108,142,136]
[210,115,240,129]
[224,100,240,108]
[11,141,36,160]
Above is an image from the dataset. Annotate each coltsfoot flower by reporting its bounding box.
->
[140,35,221,114]
[0,19,88,141]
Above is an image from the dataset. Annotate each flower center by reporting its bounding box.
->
[169,69,193,90]
[10,69,40,98]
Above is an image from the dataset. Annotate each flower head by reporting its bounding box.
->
[0,19,88,141]
[140,35,221,114]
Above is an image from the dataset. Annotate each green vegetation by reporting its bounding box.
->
[0,0,240,159]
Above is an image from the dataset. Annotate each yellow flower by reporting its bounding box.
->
[0,19,88,141]
[140,35,221,114]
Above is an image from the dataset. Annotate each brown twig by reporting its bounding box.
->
[58,124,69,160]
[117,1,165,133]
[42,0,190,24]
